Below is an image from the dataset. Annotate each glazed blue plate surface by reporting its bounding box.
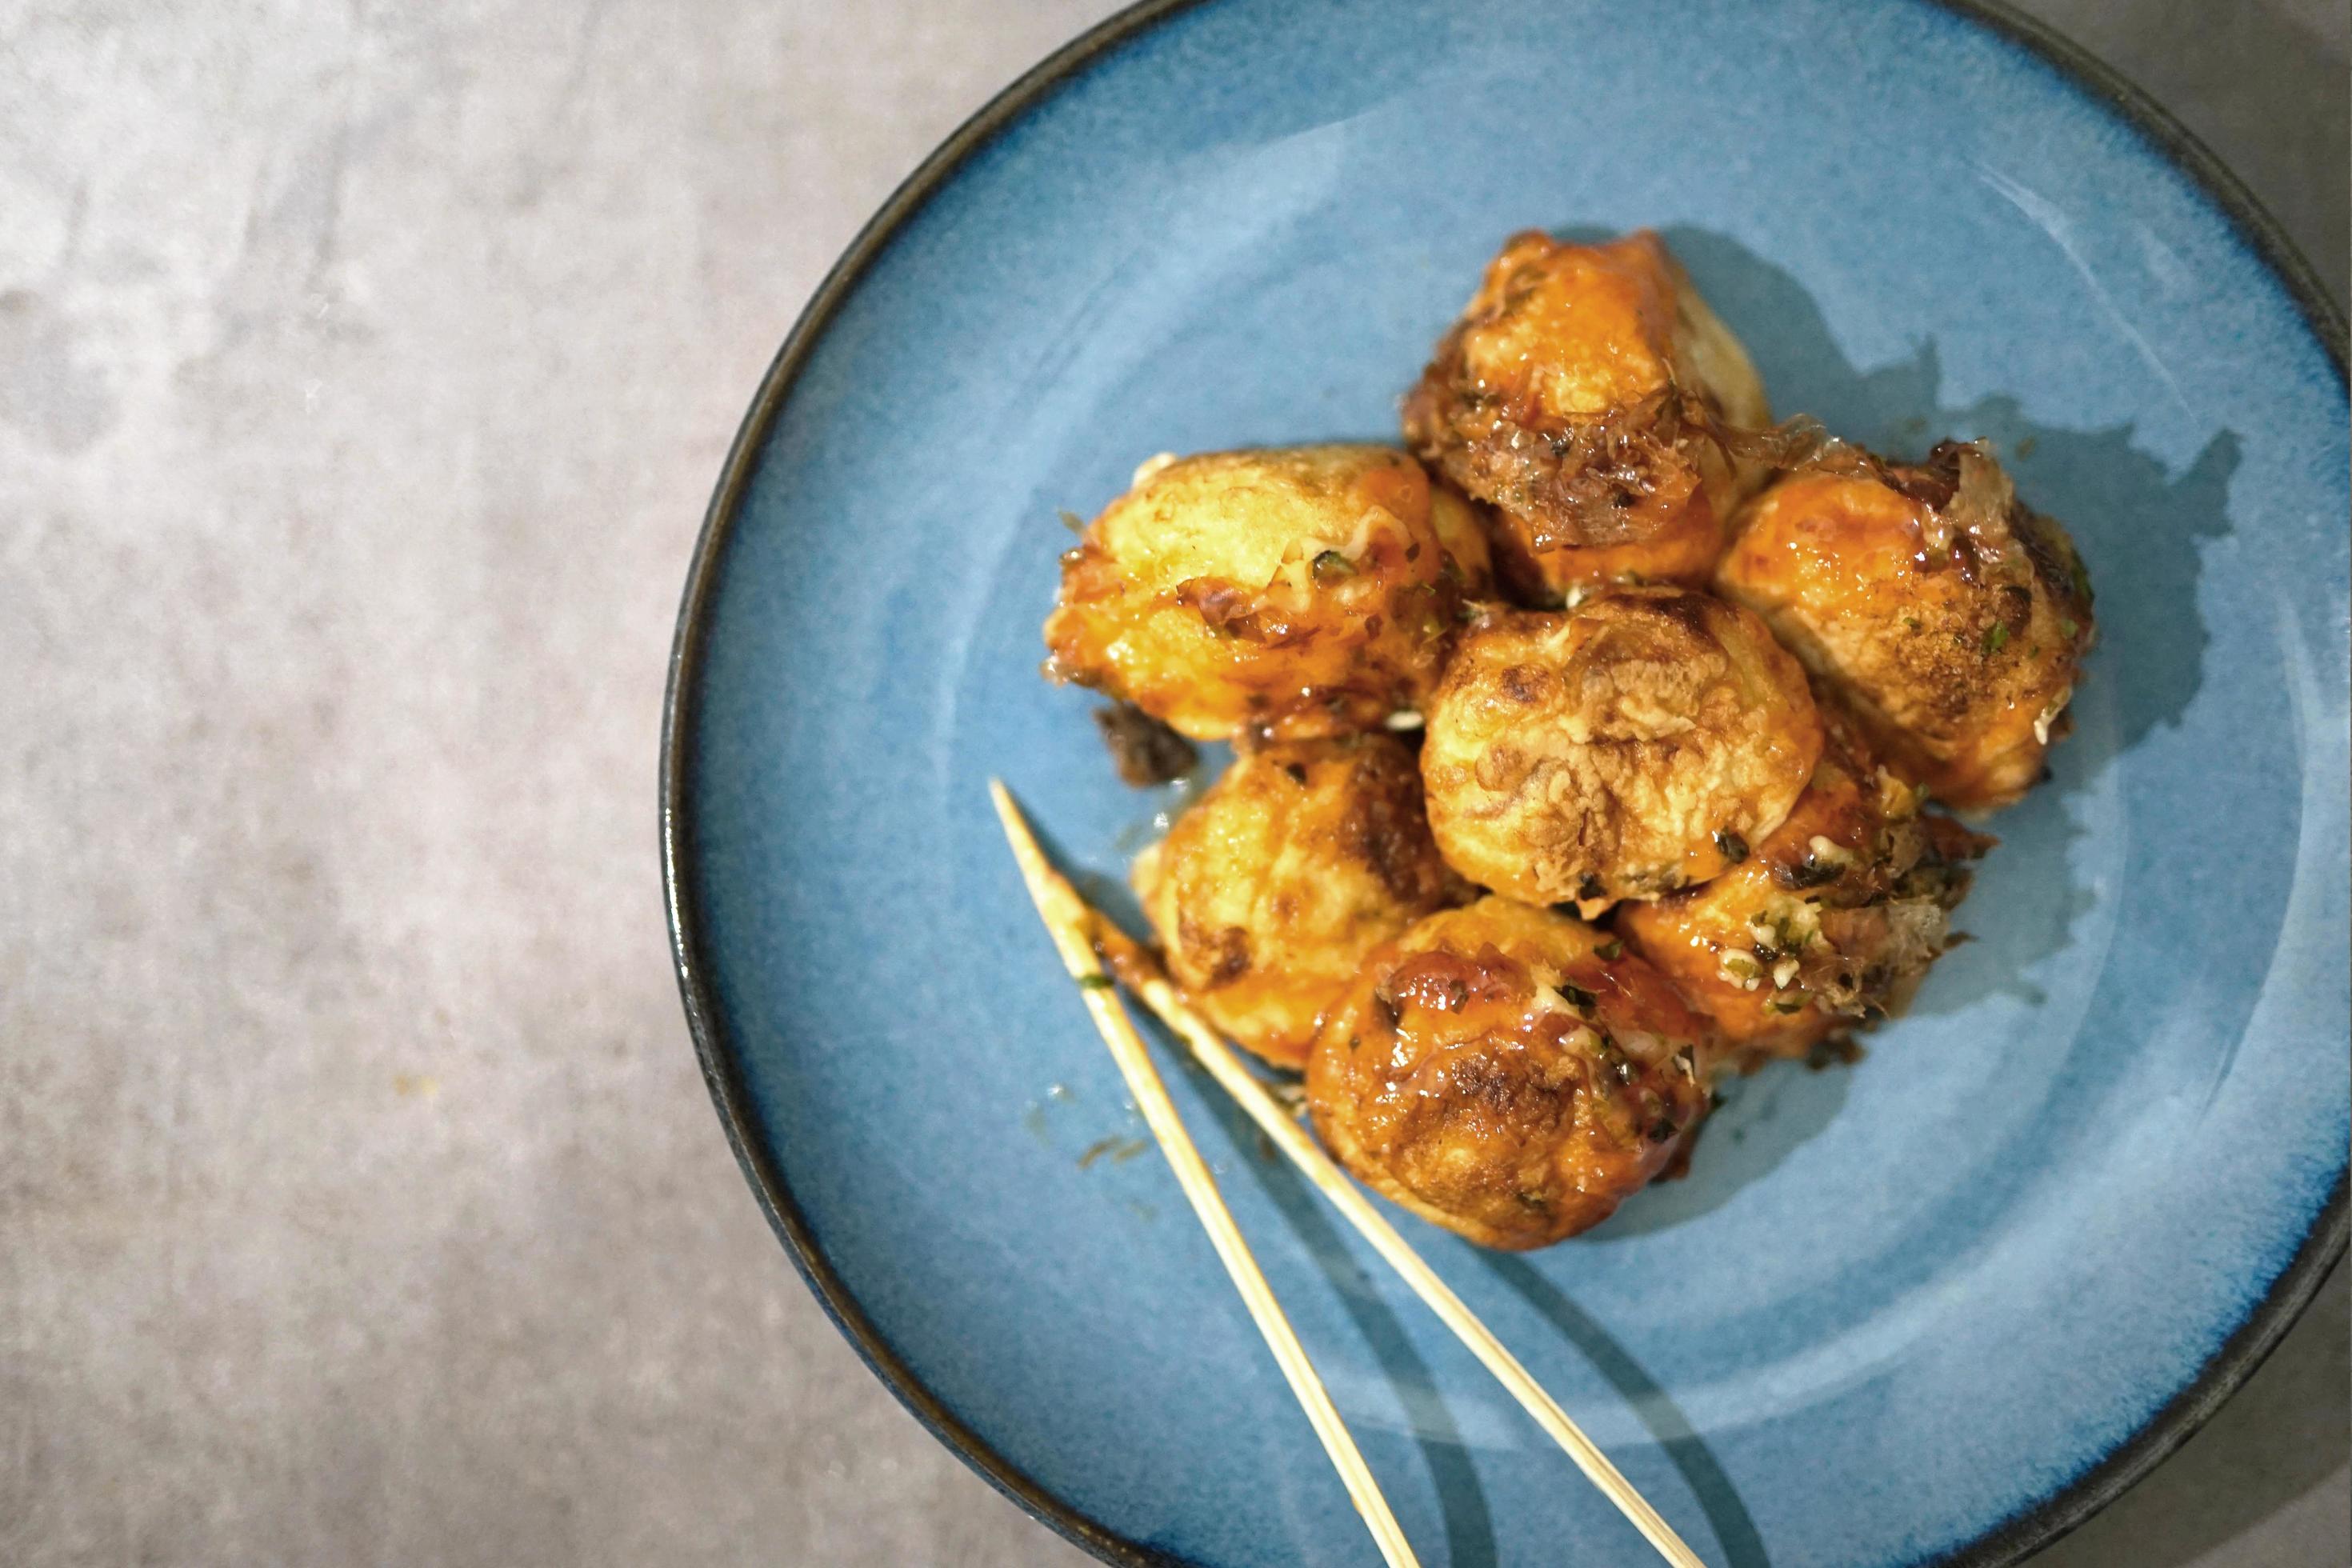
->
[664,2,2349,1563]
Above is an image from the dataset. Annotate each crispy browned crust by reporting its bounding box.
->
[1402,230,1770,555]
[1615,698,1994,1067]
[1042,446,1475,742]
[1406,378,1714,550]
[1306,897,1710,1249]
[1484,495,1730,603]
[1134,734,1467,1069]
[1419,590,1824,906]
[1716,441,2096,811]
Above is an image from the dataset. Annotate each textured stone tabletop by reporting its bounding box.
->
[2,2,2343,1564]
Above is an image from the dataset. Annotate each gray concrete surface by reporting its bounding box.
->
[0,2,2342,1564]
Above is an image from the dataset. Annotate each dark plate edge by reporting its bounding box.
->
[1910,7,2350,1563]
[658,3,2351,1566]
[662,7,1212,1562]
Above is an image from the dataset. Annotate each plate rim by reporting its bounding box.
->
[658,2,2350,1564]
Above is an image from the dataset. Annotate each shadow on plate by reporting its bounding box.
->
[1479,1254,1771,1568]
[1694,228,2238,1010]
[1591,1055,1849,1239]
[1661,222,2237,1000]
[1218,1118,1500,1568]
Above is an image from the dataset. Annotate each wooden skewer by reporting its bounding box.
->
[998,797,1705,1568]
[1090,922,1707,1568]
[990,781,1421,1568]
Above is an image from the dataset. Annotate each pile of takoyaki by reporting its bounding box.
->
[1042,230,2095,1250]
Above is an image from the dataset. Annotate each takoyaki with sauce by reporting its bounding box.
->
[1133,735,1467,1070]
[1615,702,1993,1068]
[1306,897,1711,1249]
[1043,446,1487,742]
[1021,226,2098,1255]
[1418,588,1822,911]
[1403,230,1772,602]
[1715,440,2094,811]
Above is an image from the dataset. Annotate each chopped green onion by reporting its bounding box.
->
[1981,622,2010,657]
[1311,550,1357,585]
[1595,938,1623,961]
[1077,974,1113,990]
[1714,829,1750,865]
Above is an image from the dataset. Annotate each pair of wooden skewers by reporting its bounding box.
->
[990,781,1706,1568]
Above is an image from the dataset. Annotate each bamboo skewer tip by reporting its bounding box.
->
[992,782,1421,1568]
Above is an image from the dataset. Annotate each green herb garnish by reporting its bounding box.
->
[1714,829,1750,865]
[1595,938,1623,961]
[1311,550,1357,585]
[1077,974,1114,990]
[1981,622,2010,657]
[1560,982,1598,1011]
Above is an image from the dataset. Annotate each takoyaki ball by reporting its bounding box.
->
[1132,735,1466,1070]
[1615,706,1994,1068]
[1402,230,1771,572]
[1419,590,1824,911]
[1306,896,1710,1249]
[1714,441,2095,812]
[1042,446,1476,742]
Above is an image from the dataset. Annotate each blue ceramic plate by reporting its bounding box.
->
[663,2,2348,1563]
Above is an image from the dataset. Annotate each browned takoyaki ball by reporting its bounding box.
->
[1306,897,1712,1249]
[1403,230,1771,601]
[1419,589,1823,910]
[1614,704,1992,1068]
[1042,446,1486,742]
[1132,735,1466,1070]
[1714,441,2095,812]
